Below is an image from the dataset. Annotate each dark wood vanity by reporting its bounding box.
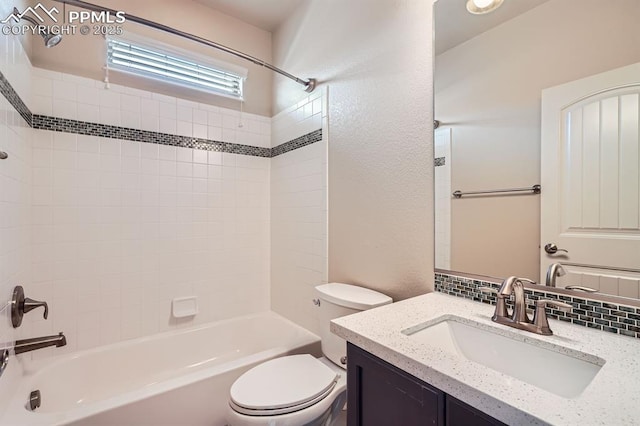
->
[347,343,506,426]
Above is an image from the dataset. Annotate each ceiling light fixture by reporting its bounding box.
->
[466,0,504,15]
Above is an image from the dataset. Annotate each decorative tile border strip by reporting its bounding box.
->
[0,71,32,125]
[32,115,272,157]
[435,272,640,339]
[434,157,445,167]
[0,69,323,158]
[271,129,323,157]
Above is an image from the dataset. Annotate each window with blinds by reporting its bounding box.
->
[107,38,244,99]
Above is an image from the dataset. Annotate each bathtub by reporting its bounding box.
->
[1,312,320,426]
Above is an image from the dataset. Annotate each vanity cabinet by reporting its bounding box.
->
[347,343,506,426]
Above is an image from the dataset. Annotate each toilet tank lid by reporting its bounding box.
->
[315,283,392,310]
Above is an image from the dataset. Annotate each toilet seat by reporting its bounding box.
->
[230,354,339,416]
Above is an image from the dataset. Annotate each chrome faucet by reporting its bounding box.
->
[14,333,66,355]
[545,263,566,287]
[481,276,572,335]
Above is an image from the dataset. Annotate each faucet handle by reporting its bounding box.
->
[24,298,49,320]
[532,299,573,335]
[537,299,572,312]
[479,286,497,294]
[564,285,598,293]
[11,286,49,328]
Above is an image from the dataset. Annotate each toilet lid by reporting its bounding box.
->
[230,354,338,416]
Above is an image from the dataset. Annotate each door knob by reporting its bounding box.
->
[11,286,49,328]
[544,243,568,255]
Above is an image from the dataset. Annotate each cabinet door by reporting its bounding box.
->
[445,395,506,426]
[347,343,444,426]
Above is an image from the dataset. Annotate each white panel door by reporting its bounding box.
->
[540,63,640,283]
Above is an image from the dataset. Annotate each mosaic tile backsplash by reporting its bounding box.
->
[435,272,640,339]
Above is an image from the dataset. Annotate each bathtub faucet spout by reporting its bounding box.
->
[14,332,66,355]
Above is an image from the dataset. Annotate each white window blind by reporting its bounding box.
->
[107,38,244,99]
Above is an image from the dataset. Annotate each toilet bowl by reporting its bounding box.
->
[225,283,392,426]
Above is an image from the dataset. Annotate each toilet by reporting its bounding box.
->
[225,283,392,426]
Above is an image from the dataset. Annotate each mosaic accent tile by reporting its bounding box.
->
[271,129,323,157]
[31,115,272,157]
[434,156,446,167]
[435,272,640,339]
[0,71,32,126]
[0,69,322,158]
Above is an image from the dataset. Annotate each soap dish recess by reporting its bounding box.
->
[172,296,198,318]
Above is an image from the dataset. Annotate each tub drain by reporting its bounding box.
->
[29,390,41,411]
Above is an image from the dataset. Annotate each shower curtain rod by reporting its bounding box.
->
[52,0,317,93]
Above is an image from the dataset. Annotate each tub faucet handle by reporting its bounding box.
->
[11,286,49,328]
[24,297,48,320]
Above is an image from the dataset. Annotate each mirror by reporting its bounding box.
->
[434,0,640,299]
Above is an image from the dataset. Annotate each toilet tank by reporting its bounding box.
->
[315,283,392,369]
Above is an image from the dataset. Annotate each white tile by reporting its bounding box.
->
[193,150,208,164]
[193,109,208,125]
[141,143,159,160]
[53,99,77,119]
[159,145,177,161]
[100,107,121,126]
[208,151,222,165]
[177,147,192,163]
[159,119,177,134]
[77,136,100,153]
[177,106,192,122]
[121,112,141,129]
[208,126,222,141]
[159,102,177,119]
[33,76,53,97]
[76,86,99,106]
[121,141,140,158]
[32,95,53,115]
[77,104,99,123]
[53,133,77,151]
[121,94,141,112]
[53,79,77,102]
[208,111,222,127]
[177,121,192,137]
[99,90,121,109]
[100,139,121,156]
[222,128,236,143]
[193,124,208,139]
[141,98,160,117]
[140,115,159,132]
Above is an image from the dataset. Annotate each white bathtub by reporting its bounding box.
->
[1,312,320,426]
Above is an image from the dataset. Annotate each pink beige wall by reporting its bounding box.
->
[435,0,640,281]
[273,0,434,304]
[31,0,274,116]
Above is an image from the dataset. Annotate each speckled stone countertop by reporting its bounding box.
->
[331,292,640,426]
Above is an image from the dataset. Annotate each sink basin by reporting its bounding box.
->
[402,316,604,398]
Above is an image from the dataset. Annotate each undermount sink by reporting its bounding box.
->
[402,316,605,398]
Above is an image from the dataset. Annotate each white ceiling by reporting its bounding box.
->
[435,0,551,55]
[193,0,303,32]
[193,0,550,51]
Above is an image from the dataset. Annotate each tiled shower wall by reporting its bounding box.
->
[0,31,32,408]
[271,90,327,336]
[20,68,272,358]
